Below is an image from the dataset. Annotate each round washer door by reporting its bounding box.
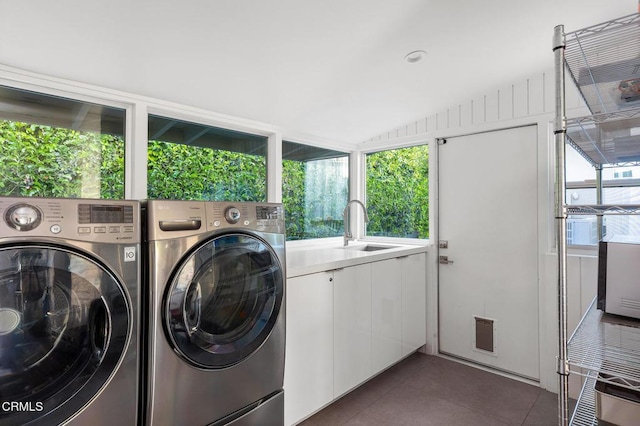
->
[165,233,284,368]
[0,244,130,426]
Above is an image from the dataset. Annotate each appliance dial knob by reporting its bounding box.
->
[224,207,241,224]
[5,204,42,231]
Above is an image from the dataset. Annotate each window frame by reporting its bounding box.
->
[142,107,279,201]
[145,111,271,202]
[0,83,134,199]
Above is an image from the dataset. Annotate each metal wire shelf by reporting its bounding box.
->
[568,298,640,393]
[566,108,640,167]
[565,204,640,215]
[556,12,640,426]
[564,13,640,116]
[569,374,597,426]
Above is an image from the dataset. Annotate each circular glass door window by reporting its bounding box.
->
[165,233,284,368]
[0,245,129,426]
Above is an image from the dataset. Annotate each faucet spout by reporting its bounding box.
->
[343,200,369,246]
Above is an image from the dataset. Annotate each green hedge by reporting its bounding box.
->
[0,121,429,239]
[147,140,266,202]
[0,121,124,198]
[366,145,429,238]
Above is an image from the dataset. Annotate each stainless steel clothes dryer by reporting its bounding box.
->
[0,197,140,426]
[145,200,285,426]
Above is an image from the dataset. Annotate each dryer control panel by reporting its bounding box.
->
[145,200,285,240]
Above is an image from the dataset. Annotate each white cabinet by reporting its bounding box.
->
[284,272,333,426]
[371,254,427,372]
[285,252,427,425]
[401,253,427,357]
[333,264,372,397]
[371,258,403,373]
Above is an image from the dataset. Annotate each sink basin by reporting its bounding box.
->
[342,244,400,252]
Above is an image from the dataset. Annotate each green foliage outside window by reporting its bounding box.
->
[147,141,266,202]
[282,160,306,239]
[0,121,124,199]
[282,157,348,240]
[366,145,429,238]
[0,120,429,241]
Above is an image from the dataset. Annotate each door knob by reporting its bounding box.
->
[439,255,454,265]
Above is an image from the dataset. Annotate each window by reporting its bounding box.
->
[0,86,125,198]
[566,145,640,245]
[282,141,349,240]
[365,144,429,239]
[147,115,267,201]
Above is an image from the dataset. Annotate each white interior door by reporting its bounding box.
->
[438,125,539,380]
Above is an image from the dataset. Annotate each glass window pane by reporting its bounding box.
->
[282,141,349,240]
[566,185,640,245]
[566,144,640,245]
[566,144,596,182]
[147,115,267,202]
[0,86,125,199]
[365,145,429,239]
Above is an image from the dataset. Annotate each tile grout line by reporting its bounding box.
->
[339,355,435,425]
[402,381,513,426]
[340,361,426,426]
[519,389,544,426]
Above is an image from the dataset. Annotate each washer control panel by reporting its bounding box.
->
[0,197,139,243]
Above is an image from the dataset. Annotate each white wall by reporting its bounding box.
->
[358,67,594,393]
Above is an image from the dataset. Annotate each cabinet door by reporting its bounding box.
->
[333,264,372,397]
[401,253,427,357]
[284,272,333,426]
[371,258,402,373]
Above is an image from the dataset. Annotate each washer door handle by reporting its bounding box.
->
[89,299,110,359]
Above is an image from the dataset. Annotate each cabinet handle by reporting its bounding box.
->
[329,277,333,282]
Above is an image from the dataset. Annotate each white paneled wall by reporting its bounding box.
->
[361,68,587,145]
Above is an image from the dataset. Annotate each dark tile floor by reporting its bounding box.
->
[300,353,561,426]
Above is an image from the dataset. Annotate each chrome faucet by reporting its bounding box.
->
[343,200,369,246]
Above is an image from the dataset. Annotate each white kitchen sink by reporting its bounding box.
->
[340,244,400,252]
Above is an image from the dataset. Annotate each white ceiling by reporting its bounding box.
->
[0,0,637,146]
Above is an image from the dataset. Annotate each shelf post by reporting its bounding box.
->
[596,166,603,240]
[553,24,570,426]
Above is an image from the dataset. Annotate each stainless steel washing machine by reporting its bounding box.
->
[145,200,285,426]
[0,197,140,426]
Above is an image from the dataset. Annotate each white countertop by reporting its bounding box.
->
[285,240,428,278]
